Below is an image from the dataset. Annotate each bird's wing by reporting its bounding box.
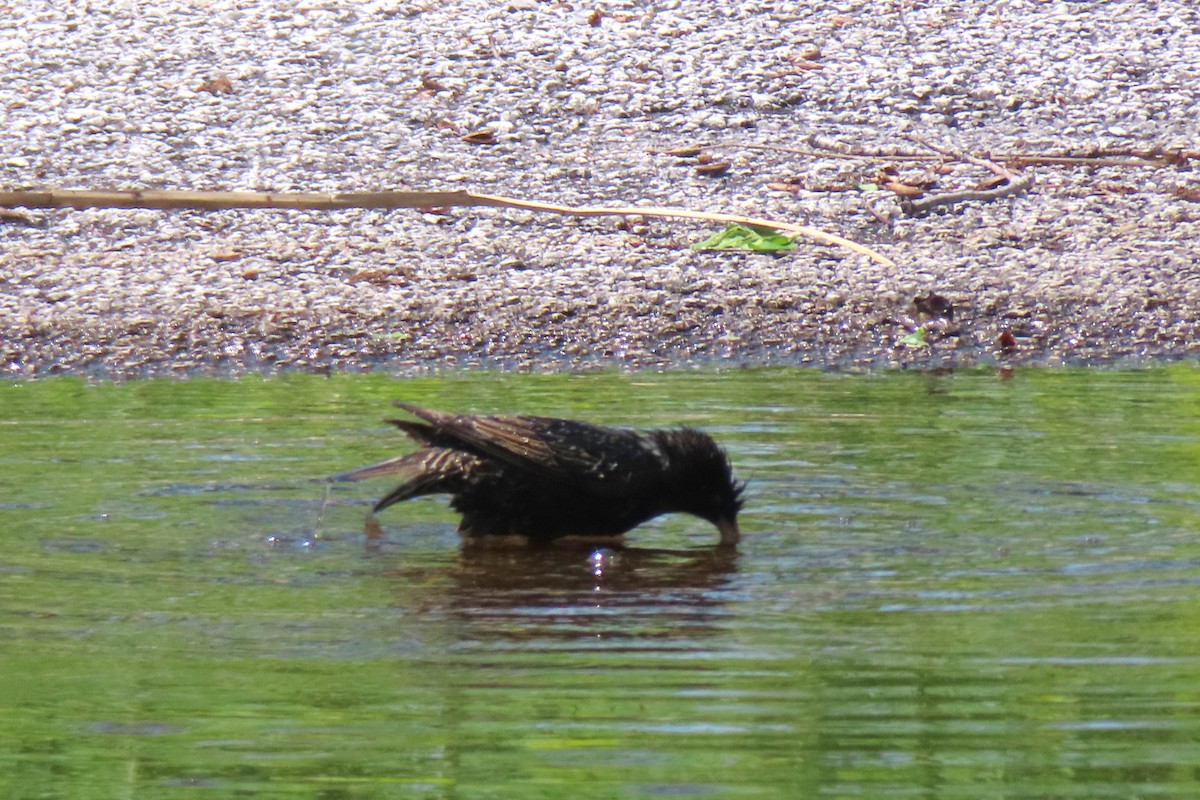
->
[396,403,559,466]
[334,446,485,512]
[395,403,662,491]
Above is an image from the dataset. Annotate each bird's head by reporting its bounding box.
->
[654,428,745,546]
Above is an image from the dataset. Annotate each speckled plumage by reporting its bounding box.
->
[339,403,744,545]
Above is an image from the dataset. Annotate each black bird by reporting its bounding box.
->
[338,403,744,546]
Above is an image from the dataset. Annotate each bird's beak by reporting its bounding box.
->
[716,518,740,547]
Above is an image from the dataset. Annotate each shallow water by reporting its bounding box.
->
[2,367,1199,799]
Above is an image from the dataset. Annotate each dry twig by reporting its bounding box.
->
[0,187,894,266]
[895,137,1034,216]
[729,137,1193,169]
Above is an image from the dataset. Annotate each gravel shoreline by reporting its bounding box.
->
[3,1,1199,379]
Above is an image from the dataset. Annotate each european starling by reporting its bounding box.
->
[338,403,744,546]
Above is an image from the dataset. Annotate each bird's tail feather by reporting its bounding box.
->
[331,454,420,483]
[334,447,481,513]
[387,417,436,444]
[371,470,452,513]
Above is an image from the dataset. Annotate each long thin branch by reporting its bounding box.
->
[727,139,1192,168]
[0,187,894,266]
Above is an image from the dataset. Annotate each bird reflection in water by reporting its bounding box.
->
[379,540,740,647]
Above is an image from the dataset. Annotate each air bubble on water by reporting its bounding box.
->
[589,547,619,578]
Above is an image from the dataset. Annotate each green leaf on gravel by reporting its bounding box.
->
[898,328,930,348]
[691,223,797,252]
